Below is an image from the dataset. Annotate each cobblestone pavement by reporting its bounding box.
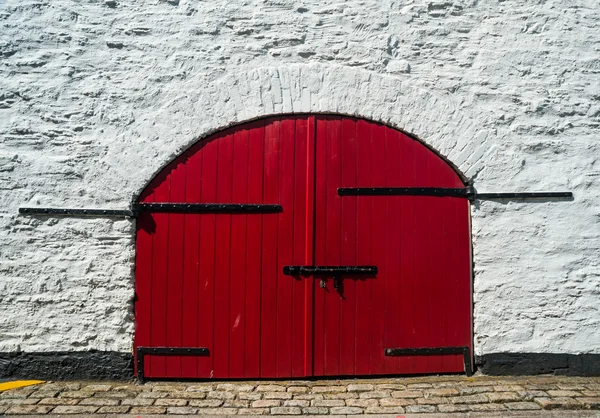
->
[0,375,599,416]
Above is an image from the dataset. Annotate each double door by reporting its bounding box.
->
[135,115,471,380]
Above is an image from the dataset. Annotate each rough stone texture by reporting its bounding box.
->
[0,0,599,367]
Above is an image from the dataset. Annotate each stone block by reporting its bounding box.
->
[167,406,200,414]
[330,406,363,414]
[51,405,100,414]
[271,406,301,414]
[506,402,542,410]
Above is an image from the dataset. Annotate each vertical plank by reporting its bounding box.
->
[369,123,387,375]
[213,132,234,377]
[148,174,171,377]
[245,121,265,377]
[303,116,316,377]
[180,152,202,378]
[398,134,417,374]
[164,161,187,377]
[339,117,357,375]
[382,126,402,374]
[275,118,295,377]
[197,139,218,378]
[229,128,250,378]
[312,116,328,376]
[354,119,372,375]
[134,211,153,377]
[260,119,280,378]
[323,117,342,376]
[291,117,309,377]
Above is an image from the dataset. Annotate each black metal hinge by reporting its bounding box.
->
[133,203,282,214]
[338,187,573,201]
[136,347,210,383]
[384,346,473,376]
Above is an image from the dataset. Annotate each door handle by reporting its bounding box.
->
[282,266,378,276]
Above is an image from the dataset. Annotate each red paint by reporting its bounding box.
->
[135,115,471,379]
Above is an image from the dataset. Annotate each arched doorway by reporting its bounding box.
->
[134,115,472,380]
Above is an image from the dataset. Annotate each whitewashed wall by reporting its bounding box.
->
[1,0,598,358]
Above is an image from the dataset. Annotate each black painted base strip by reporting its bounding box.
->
[476,353,600,376]
[0,351,133,380]
[1,351,599,379]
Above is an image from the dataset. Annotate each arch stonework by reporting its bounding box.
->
[126,63,494,199]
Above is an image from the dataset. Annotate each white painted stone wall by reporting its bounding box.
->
[1,0,598,357]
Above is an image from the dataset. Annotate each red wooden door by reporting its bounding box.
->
[135,116,315,379]
[312,116,471,376]
[135,115,471,380]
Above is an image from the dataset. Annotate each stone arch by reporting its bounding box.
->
[127,63,493,199]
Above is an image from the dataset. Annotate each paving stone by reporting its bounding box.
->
[391,390,422,398]
[311,385,346,393]
[186,384,215,392]
[437,404,470,412]
[239,392,263,400]
[311,399,345,407]
[302,406,329,414]
[167,390,208,399]
[548,390,583,397]
[424,388,458,397]
[271,406,301,414]
[51,405,100,414]
[293,394,324,400]
[153,384,188,392]
[582,390,600,396]
[0,390,35,399]
[257,385,286,392]
[59,391,95,399]
[579,397,600,409]
[97,405,132,413]
[224,400,251,408]
[136,392,169,399]
[586,384,600,390]
[252,400,281,408]
[208,390,236,400]
[406,404,436,413]
[198,407,239,415]
[78,397,121,406]
[264,392,293,400]
[346,399,379,407]
[407,383,433,389]
[375,384,407,390]
[287,386,308,393]
[155,398,188,406]
[449,394,488,404]
[283,400,310,407]
[417,396,450,405]
[324,392,359,399]
[217,383,255,392]
[168,406,200,414]
[239,407,270,415]
[347,384,374,392]
[535,397,584,410]
[518,390,549,400]
[38,398,80,405]
[330,406,363,414]
[121,397,155,406]
[31,391,59,398]
[114,384,150,392]
[557,384,587,390]
[364,406,405,414]
[189,399,225,407]
[130,405,168,414]
[379,398,414,407]
[359,391,390,399]
[83,384,113,392]
[99,391,137,398]
[458,385,494,394]
[506,402,542,410]
[486,391,521,402]
[494,385,525,391]
[5,405,54,414]
[0,398,40,405]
